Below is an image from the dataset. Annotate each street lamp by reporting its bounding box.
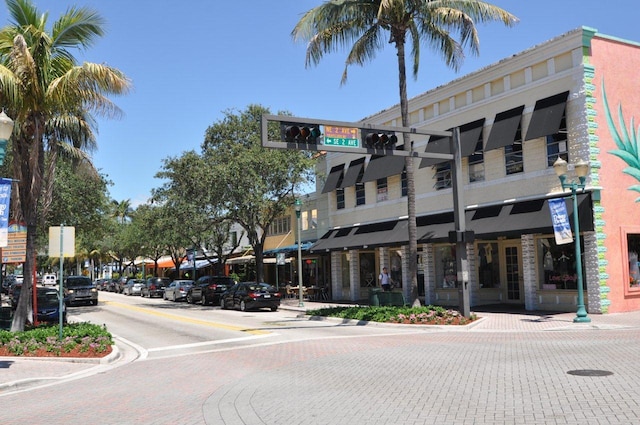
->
[553,156,591,323]
[0,111,14,166]
[295,198,304,307]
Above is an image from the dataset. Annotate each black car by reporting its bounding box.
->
[187,276,235,305]
[64,276,98,306]
[220,282,281,312]
[141,277,171,298]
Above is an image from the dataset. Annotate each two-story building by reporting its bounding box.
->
[310,26,640,314]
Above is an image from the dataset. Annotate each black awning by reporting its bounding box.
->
[361,154,406,183]
[485,105,525,151]
[338,157,366,188]
[321,164,345,194]
[310,193,594,251]
[419,135,451,168]
[459,118,485,157]
[524,91,569,141]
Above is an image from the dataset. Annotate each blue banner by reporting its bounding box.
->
[0,178,10,247]
[548,198,573,245]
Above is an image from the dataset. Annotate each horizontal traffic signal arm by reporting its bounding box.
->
[261,114,454,160]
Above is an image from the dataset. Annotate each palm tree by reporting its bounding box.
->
[112,199,133,224]
[293,0,517,305]
[0,0,131,331]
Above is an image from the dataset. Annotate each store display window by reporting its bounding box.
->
[537,237,584,290]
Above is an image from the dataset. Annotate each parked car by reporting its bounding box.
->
[187,275,235,305]
[163,280,193,301]
[9,283,22,309]
[36,287,66,323]
[105,279,118,292]
[64,276,98,306]
[116,276,131,294]
[220,282,281,312]
[122,279,145,296]
[2,274,16,294]
[141,277,171,298]
[94,278,109,290]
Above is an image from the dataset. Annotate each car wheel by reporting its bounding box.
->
[240,300,247,312]
[92,300,98,306]
[201,295,208,306]
[220,298,226,309]
[270,306,278,312]
[187,294,193,304]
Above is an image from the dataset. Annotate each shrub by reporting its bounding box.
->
[306,305,477,325]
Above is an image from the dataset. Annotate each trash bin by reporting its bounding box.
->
[0,306,12,330]
[369,288,382,306]
[377,291,406,306]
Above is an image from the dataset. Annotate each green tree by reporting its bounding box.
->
[111,199,133,224]
[202,104,315,283]
[292,0,517,305]
[0,0,131,331]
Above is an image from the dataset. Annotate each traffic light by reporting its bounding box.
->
[363,131,398,148]
[281,122,322,143]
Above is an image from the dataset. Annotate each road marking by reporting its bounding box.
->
[147,333,274,352]
[103,301,270,335]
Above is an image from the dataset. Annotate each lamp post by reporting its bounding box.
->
[553,157,591,323]
[295,198,304,307]
[0,110,14,166]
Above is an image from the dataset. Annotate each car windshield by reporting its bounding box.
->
[66,277,92,288]
[37,291,59,306]
[247,284,273,292]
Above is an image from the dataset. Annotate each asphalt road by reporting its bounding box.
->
[3,292,640,424]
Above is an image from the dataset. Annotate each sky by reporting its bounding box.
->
[2,0,639,207]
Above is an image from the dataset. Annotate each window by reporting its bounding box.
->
[468,139,484,182]
[434,163,451,190]
[376,178,388,202]
[537,236,584,290]
[302,209,317,231]
[401,170,407,197]
[435,244,457,288]
[628,234,640,289]
[546,114,568,167]
[356,183,366,206]
[359,252,376,288]
[230,231,238,247]
[267,217,290,236]
[477,242,500,288]
[336,188,345,210]
[505,124,523,175]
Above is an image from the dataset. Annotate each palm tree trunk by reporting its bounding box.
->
[395,40,420,306]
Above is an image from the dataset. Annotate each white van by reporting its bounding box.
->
[43,274,57,286]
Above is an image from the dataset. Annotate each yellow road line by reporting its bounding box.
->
[104,301,269,335]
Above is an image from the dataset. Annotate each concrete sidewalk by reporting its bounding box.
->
[1,300,639,396]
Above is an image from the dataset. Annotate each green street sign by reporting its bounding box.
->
[323,126,360,148]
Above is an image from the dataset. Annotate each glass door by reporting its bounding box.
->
[503,241,523,303]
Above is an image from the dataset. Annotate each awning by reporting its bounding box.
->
[309,193,594,251]
[154,257,181,269]
[263,242,314,255]
[321,164,345,193]
[419,135,451,168]
[419,119,484,168]
[524,91,569,141]
[179,259,216,270]
[338,157,366,188]
[484,105,524,151]
[227,255,255,265]
[361,154,406,183]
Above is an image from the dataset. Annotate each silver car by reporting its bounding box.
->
[122,279,145,296]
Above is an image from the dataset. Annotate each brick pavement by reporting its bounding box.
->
[2,301,640,424]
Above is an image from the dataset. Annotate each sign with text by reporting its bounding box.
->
[1,222,27,263]
[323,126,359,148]
[549,198,573,245]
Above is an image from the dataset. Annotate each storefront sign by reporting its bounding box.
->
[549,198,573,245]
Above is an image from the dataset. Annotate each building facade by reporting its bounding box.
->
[310,27,640,314]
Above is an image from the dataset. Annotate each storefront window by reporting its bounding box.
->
[434,244,457,288]
[359,252,376,288]
[628,234,640,288]
[390,249,402,288]
[537,237,584,290]
[477,242,500,288]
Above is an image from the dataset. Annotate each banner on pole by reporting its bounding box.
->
[0,178,11,248]
[549,198,573,245]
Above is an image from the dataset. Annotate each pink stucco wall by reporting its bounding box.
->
[591,35,640,312]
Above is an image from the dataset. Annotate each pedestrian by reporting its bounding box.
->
[379,267,391,291]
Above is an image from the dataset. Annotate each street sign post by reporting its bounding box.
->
[324,126,360,148]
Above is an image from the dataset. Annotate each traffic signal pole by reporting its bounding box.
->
[261,114,472,318]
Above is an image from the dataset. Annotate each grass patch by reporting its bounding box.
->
[307,305,477,325]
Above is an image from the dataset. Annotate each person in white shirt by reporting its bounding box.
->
[379,267,391,291]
